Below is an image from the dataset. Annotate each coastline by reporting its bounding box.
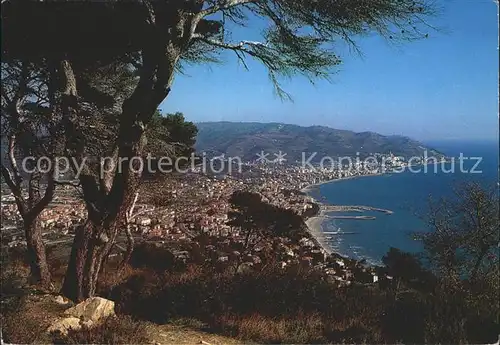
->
[301,172,385,194]
[301,159,447,196]
[301,159,476,261]
[304,207,332,254]
[301,172,385,256]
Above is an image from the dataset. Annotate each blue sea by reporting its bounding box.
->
[315,140,499,265]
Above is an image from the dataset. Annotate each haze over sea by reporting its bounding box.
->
[315,140,499,265]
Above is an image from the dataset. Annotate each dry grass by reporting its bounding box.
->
[51,315,150,344]
[1,257,30,296]
[1,291,240,345]
[215,313,326,344]
[2,239,497,344]
[106,257,391,344]
[1,294,69,344]
[148,322,244,345]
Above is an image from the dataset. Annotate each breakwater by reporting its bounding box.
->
[325,215,376,220]
[321,205,393,215]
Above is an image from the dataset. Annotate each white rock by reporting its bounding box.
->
[81,320,94,328]
[139,218,152,226]
[53,295,70,305]
[47,317,81,336]
[64,297,115,324]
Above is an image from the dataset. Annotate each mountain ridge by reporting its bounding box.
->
[194,121,444,163]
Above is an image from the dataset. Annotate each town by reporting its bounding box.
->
[2,153,437,290]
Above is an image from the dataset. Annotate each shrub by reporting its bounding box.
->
[214,313,325,344]
[101,235,498,344]
[1,294,66,344]
[1,248,30,296]
[129,242,177,272]
[1,303,48,344]
[109,258,387,343]
[52,316,150,344]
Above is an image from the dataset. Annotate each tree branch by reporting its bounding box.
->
[190,34,292,99]
[191,34,263,55]
[28,171,56,220]
[1,163,26,216]
[126,192,140,222]
[186,0,255,44]
[129,207,155,221]
[197,0,255,19]
[99,146,119,195]
[7,134,22,188]
[54,180,81,188]
[119,191,139,270]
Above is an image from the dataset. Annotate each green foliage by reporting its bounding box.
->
[228,190,307,242]
[109,262,380,343]
[69,62,138,158]
[414,182,500,342]
[419,182,499,283]
[128,242,177,272]
[197,0,437,98]
[146,110,198,158]
[2,0,437,99]
[1,61,57,158]
[382,247,437,291]
[106,245,498,344]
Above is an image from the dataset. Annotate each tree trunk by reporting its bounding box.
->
[61,221,93,302]
[119,223,135,271]
[61,196,132,301]
[24,215,52,289]
[470,246,489,284]
[60,45,178,301]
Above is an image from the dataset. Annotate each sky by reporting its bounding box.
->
[160,0,499,142]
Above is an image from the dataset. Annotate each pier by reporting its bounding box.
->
[321,205,393,215]
[324,232,360,236]
[324,215,376,220]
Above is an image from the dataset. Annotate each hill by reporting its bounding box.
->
[195,122,444,163]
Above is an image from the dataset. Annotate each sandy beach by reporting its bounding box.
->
[304,208,332,254]
[301,172,386,255]
[302,181,333,255]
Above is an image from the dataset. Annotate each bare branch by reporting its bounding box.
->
[99,147,119,195]
[29,171,56,219]
[234,50,249,70]
[197,0,256,19]
[190,35,295,99]
[54,180,81,188]
[1,163,27,216]
[119,222,135,270]
[129,207,156,221]
[7,134,22,188]
[191,34,260,54]
[186,0,255,43]
[126,192,140,221]
[119,191,140,270]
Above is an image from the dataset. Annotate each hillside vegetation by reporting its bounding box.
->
[195,122,444,162]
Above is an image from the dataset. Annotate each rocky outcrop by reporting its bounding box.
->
[63,297,115,325]
[53,295,71,306]
[47,297,115,336]
[46,317,82,336]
